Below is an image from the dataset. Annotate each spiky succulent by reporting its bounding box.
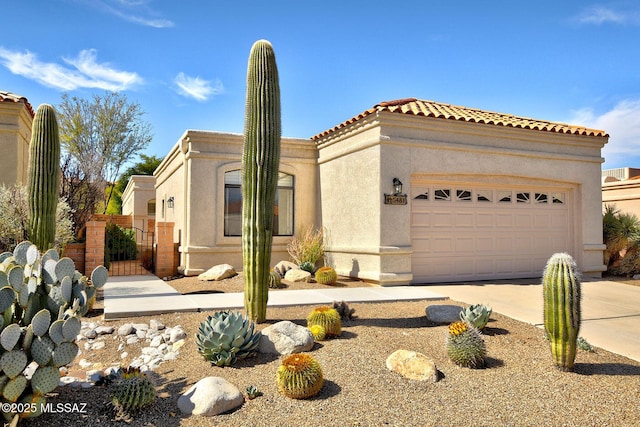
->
[306,306,341,338]
[299,261,316,274]
[276,353,323,399]
[459,304,492,330]
[0,241,107,422]
[315,266,337,285]
[195,310,261,366]
[109,367,156,412]
[246,385,263,399]
[268,270,286,289]
[308,324,326,341]
[332,300,356,322]
[446,321,486,368]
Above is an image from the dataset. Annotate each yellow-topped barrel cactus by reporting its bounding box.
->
[446,320,486,368]
[307,306,341,338]
[315,266,338,285]
[276,353,324,399]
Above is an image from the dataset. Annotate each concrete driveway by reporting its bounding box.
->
[427,278,640,362]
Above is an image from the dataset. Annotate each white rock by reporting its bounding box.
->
[79,359,92,369]
[258,321,314,355]
[91,341,105,351]
[163,352,178,361]
[117,324,134,336]
[133,323,149,331]
[150,319,165,330]
[83,329,97,339]
[150,335,164,347]
[284,269,311,283]
[126,336,139,345]
[121,352,128,359]
[273,260,298,277]
[178,377,244,416]
[198,264,237,281]
[136,330,146,339]
[95,326,115,335]
[386,349,438,382]
[170,328,187,343]
[425,305,463,324]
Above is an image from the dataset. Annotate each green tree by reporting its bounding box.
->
[108,154,163,214]
[57,91,153,223]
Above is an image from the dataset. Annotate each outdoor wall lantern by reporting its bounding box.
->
[384,178,407,205]
[167,196,175,209]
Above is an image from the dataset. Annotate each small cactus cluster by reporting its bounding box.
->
[268,270,286,289]
[446,321,486,368]
[109,367,156,414]
[0,241,107,422]
[245,385,263,400]
[459,304,492,330]
[276,353,323,399]
[195,310,261,366]
[314,266,337,285]
[307,306,341,338]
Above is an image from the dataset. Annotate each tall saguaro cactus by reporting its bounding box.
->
[242,40,281,322]
[27,104,61,251]
[542,252,581,371]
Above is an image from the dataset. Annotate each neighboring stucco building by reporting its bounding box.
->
[121,175,156,234]
[0,91,34,186]
[154,98,608,284]
[602,168,640,215]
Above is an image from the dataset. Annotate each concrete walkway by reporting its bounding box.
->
[103,276,640,362]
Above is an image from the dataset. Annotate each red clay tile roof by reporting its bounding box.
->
[0,91,35,117]
[311,98,608,140]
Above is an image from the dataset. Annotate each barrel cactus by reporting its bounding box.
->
[446,321,486,368]
[242,39,282,323]
[307,306,341,338]
[308,324,326,341]
[109,367,156,413]
[459,304,492,330]
[543,252,581,371]
[268,270,285,289]
[27,104,60,251]
[315,266,337,285]
[276,353,324,399]
[195,310,261,366]
[0,241,107,423]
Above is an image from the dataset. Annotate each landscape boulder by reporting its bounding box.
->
[258,321,314,355]
[284,269,311,283]
[177,376,244,416]
[274,260,298,277]
[425,304,463,324]
[198,264,237,281]
[386,349,438,382]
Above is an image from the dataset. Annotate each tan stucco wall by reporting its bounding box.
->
[602,180,640,217]
[155,131,318,275]
[122,175,156,233]
[317,111,607,284]
[0,101,32,186]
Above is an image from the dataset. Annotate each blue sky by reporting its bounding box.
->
[1,1,639,170]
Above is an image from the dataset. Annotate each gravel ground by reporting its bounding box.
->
[19,275,640,427]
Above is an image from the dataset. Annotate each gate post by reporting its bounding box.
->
[155,222,175,278]
[85,220,106,276]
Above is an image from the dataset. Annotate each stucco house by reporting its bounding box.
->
[154,98,609,285]
[121,174,156,234]
[0,91,34,187]
[602,167,640,215]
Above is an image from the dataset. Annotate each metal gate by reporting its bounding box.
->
[105,224,155,276]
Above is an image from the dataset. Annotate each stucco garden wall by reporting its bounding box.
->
[122,175,156,234]
[602,180,640,216]
[155,131,318,276]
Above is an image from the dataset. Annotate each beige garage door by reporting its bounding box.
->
[411,184,571,283]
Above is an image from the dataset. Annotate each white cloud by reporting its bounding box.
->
[0,47,142,91]
[570,100,640,166]
[173,72,223,101]
[575,5,640,25]
[81,0,174,28]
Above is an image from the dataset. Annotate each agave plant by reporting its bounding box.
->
[459,304,492,330]
[195,310,261,366]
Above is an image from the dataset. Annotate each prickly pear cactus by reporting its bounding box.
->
[0,241,108,422]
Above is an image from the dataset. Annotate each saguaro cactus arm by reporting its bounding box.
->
[242,40,281,322]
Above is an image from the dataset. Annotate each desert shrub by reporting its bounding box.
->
[603,204,640,274]
[105,222,137,262]
[287,225,324,266]
[0,183,74,252]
